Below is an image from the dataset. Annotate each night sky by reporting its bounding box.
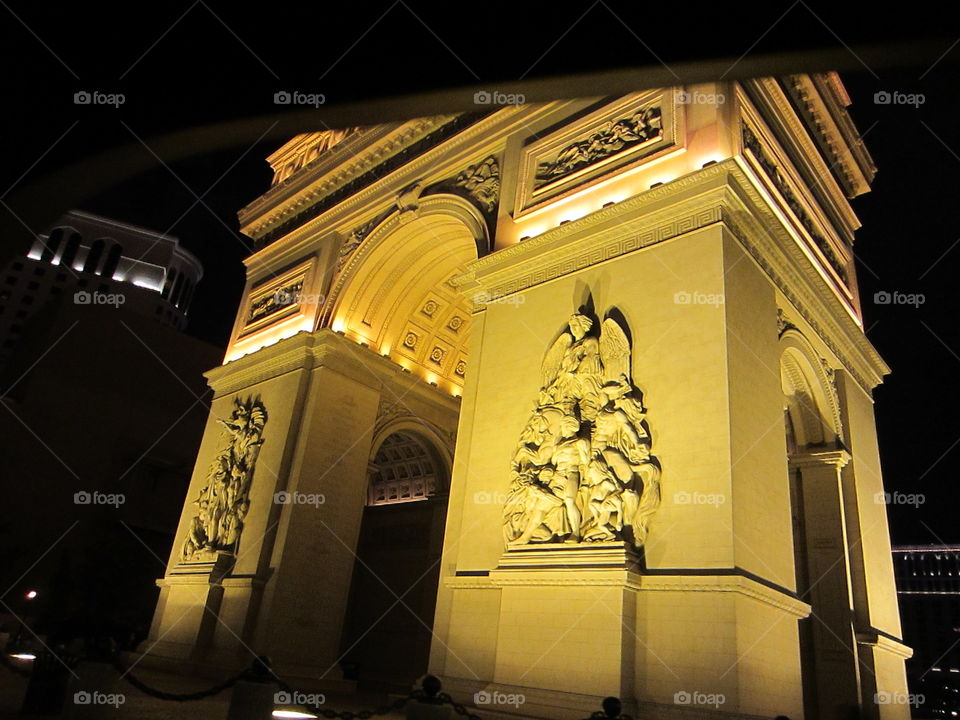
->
[1,3,957,545]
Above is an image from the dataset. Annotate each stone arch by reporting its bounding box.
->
[369,419,453,484]
[366,425,452,506]
[324,195,486,393]
[779,327,843,449]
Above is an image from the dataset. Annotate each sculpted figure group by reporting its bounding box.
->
[503,312,661,549]
[182,396,268,559]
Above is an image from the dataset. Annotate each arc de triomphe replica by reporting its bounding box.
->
[146,76,912,719]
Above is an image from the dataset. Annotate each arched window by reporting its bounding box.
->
[41,228,64,262]
[83,239,105,274]
[101,243,123,278]
[60,232,81,268]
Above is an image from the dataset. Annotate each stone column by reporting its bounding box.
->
[790,449,861,720]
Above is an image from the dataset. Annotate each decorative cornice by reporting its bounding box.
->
[450,568,811,617]
[741,122,848,283]
[457,158,888,391]
[245,114,488,247]
[240,105,549,277]
[208,329,460,410]
[742,79,861,242]
[787,73,876,197]
[788,449,851,470]
[856,630,913,659]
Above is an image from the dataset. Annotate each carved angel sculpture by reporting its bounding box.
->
[502,311,661,550]
[182,395,268,559]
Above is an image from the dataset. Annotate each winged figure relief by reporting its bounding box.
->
[503,311,661,550]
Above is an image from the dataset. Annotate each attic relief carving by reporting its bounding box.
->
[534,106,662,189]
[503,311,661,549]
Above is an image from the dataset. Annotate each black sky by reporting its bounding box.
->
[1,2,957,545]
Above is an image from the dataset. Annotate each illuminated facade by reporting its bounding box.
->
[147,76,911,718]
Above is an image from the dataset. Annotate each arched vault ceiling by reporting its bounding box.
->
[333,214,477,392]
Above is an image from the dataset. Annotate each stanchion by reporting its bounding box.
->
[64,659,122,719]
[406,676,452,720]
[581,696,633,720]
[227,656,280,720]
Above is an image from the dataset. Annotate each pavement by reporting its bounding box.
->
[0,663,412,719]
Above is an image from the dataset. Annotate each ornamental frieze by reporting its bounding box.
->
[741,123,848,284]
[534,106,662,189]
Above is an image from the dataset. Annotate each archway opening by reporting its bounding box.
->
[780,332,844,719]
[338,430,449,691]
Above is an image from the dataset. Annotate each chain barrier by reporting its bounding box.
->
[0,648,625,720]
[276,673,482,720]
[113,657,245,702]
[9,646,493,719]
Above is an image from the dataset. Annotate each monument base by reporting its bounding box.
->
[497,541,640,571]
[439,542,810,719]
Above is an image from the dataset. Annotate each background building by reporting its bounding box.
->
[0,211,219,654]
[0,210,203,367]
[894,545,960,718]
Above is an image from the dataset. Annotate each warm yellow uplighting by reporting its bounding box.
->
[331,317,346,333]
[225,316,315,363]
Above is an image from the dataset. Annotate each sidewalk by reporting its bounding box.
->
[0,665,409,719]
